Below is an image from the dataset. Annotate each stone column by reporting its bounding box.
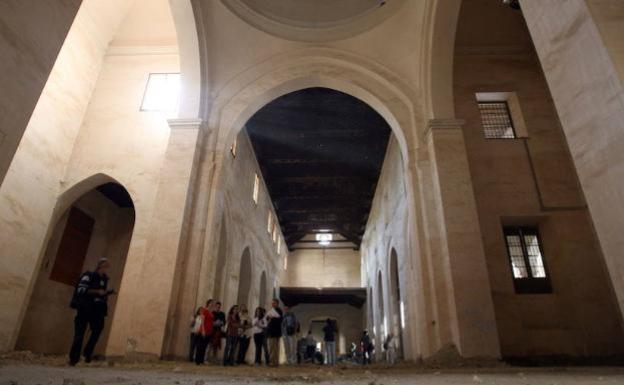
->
[106,118,203,358]
[422,119,500,358]
[520,0,624,320]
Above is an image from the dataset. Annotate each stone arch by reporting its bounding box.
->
[213,214,228,301]
[169,0,202,119]
[16,175,135,356]
[421,0,462,119]
[377,269,386,355]
[236,247,253,309]
[259,270,268,308]
[388,247,404,359]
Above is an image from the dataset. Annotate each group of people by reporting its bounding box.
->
[189,298,341,366]
[66,258,395,367]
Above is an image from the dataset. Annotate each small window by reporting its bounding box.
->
[267,212,273,234]
[252,173,259,204]
[283,252,287,270]
[277,237,281,254]
[503,226,551,294]
[272,223,277,244]
[141,73,180,112]
[230,139,237,158]
[478,101,516,139]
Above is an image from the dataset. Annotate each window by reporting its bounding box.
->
[252,173,259,204]
[230,139,237,158]
[503,226,551,294]
[272,223,277,244]
[478,101,516,139]
[141,73,180,112]
[277,237,281,254]
[267,212,273,234]
[316,233,333,246]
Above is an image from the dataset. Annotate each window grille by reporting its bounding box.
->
[478,101,516,139]
[503,226,551,294]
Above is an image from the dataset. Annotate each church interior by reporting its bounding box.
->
[1,0,624,383]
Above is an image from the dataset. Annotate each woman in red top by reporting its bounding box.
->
[194,299,214,365]
[222,305,240,366]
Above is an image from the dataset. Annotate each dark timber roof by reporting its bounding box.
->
[245,87,391,250]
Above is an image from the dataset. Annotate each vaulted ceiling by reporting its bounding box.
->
[245,87,391,250]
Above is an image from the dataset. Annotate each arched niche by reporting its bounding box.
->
[388,248,404,359]
[16,179,135,357]
[236,247,252,309]
[259,271,268,308]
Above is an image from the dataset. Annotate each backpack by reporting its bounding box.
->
[69,272,89,309]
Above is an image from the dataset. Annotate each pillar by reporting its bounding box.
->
[106,118,202,358]
[422,119,500,358]
[520,0,624,320]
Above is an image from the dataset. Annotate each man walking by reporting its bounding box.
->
[281,306,298,365]
[265,299,283,367]
[69,258,115,366]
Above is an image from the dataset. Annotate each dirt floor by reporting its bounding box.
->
[1,353,624,385]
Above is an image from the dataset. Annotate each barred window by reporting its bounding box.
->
[503,226,551,294]
[478,102,516,139]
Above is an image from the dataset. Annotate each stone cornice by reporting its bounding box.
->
[422,118,465,139]
[106,45,179,57]
[167,118,203,130]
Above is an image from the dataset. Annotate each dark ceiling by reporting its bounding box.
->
[280,287,367,308]
[245,87,391,250]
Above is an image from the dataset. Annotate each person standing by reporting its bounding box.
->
[384,332,398,365]
[195,299,214,365]
[281,306,298,365]
[209,301,226,362]
[252,307,269,365]
[322,318,337,365]
[360,330,374,365]
[223,305,240,366]
[69,258,115,366]
[305,330,316,362]
[189,307,203,362]
[265,299,283,367]
[237,305,252,364]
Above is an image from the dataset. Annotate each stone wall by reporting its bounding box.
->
[360,137,411,359]
[282,249,361,288]
[214,129,287,313]
[0,0,82,185]
[0,0,133,352]
[454,40,624,356]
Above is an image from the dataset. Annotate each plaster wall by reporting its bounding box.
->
[283,249,361,288]
[454,44,624,356]
[16,190,133,356]
[0,0,82,185]
[361,137,412,358]
[0,0,133,352]
[520,0,624,331]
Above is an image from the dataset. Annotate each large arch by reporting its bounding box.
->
[187,48,434,361]
[236,247,253,309]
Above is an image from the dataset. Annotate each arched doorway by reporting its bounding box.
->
[213,215,228,301]
[377,270,386,358]
[16,181,135,356]
[259,271,268,308]
[236,247,252,309]
[388,248,404,359]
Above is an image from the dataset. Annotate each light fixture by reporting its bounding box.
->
[316,233,332,246]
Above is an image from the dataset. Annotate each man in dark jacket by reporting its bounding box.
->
[265,298,283,366]
[69,258,115,366]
